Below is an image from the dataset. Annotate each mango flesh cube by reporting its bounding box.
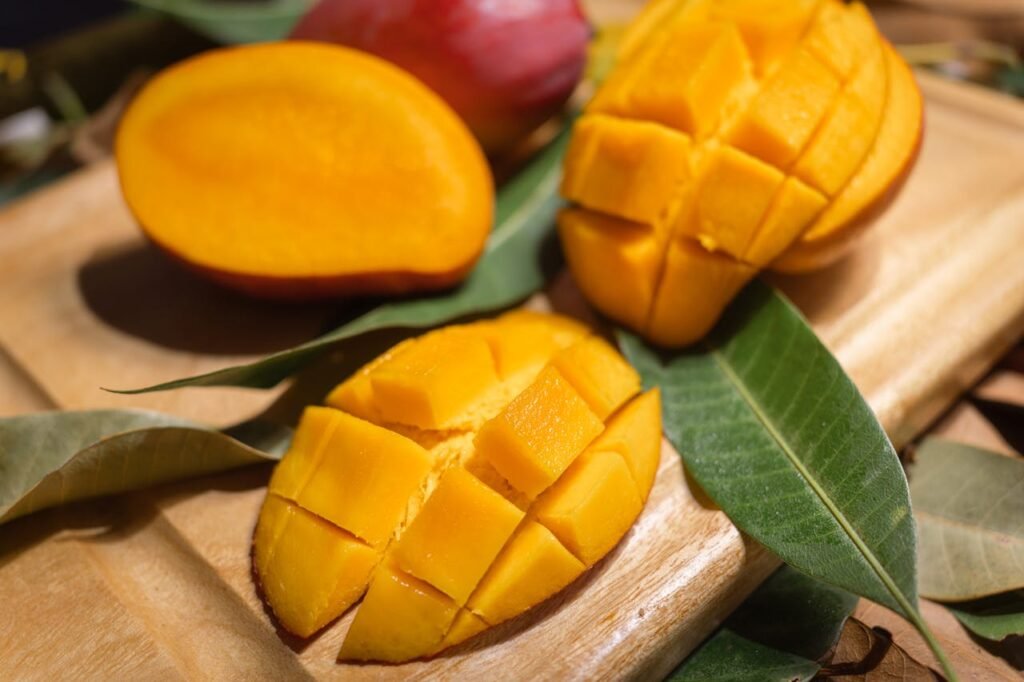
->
[393,468,524,604]
[727,48,840,169]
[475,366,604,498]
[710,0,821,74]
[793,43,922,248]
[267,405,340,500]
[324,338,414,421]
[616,0,711,63]
[589,389,664,497]
[590,21,753,137]
[561,114,692,226]
[468,521,585,625]
[275,408,431,547]
[479,310,587,379]
[369,328,499,429]
[435,610,489,652]
[557,208,662,332]
[804,1,878,79]
[551,336,641,420]
[802,1,856,79]
[254,495,378,638]
[646,239,756,348]
[339,564,458,662]
[794,39,886,196]
[534,449,644,567]
[679,145,785,259]
[745,177,827,266]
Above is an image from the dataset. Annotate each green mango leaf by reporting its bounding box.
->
[670,566,856,681]
[115,129,569,394]
[671,630,820,682]
[127,0,313,44]
[910,438,1024,601]
[946,591,1024,643]
[0,410,289,525]
[619,280,954,678]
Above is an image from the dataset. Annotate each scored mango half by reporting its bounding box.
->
[252,311,662,662]
[560,0,923,347]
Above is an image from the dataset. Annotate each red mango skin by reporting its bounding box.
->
[291,0,589,155]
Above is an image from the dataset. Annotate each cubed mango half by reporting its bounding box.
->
[252,312,663,663]
[559,0,920,347]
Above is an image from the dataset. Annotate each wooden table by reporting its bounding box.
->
[1,70,1023,679]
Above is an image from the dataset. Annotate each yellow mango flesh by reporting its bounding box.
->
[550,336,642,420]
[557,209,661,332]
[590,21,754,137]
[339,564,459,663]
[474,366,605,499]
[468,521,585,625]
[589,388,664,497]
[268,406,432,548]
[252,311,663,662]
[774,42,923,271]
[367,328,499,429]
[560,0,921,347]
[561,114,692,227]
[393,468,524,604]
[534,449,644,566]
[254,496,378,638]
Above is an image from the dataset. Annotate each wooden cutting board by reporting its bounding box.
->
[1,71,1023,680]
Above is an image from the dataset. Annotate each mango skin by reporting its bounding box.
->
[251,311,663,662]
[290,0,589,155]
[559,0,922,347]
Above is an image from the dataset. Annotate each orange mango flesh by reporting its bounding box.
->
[773,42,924,271]
[252,311,663,661]
[560,0,922,347]
[115,42,493,299]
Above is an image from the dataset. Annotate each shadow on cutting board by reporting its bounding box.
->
[768,236,882,326]
[76,242,336,356]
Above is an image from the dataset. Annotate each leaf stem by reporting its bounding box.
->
[905,607,958,681]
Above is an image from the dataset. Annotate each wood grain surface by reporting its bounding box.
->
[1,71,1023,680]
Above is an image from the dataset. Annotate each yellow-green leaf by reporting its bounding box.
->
[911,438,1024,601]
[0,410,289,525]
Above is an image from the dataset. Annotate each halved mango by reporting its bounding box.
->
[252,311,663,662]
[116,42,492,299]
[560,0,920,347]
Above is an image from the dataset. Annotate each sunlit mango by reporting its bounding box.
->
[252,311,663,662]
[560,0,922,346]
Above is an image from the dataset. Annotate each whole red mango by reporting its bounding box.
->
[291,0,589,155]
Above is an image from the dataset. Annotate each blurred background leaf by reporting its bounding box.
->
[125,0,315,44]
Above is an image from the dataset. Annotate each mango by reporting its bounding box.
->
[116,42,492,299]
[252,311,663,662]
[560,0,922,346]
[291,0,589,156]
